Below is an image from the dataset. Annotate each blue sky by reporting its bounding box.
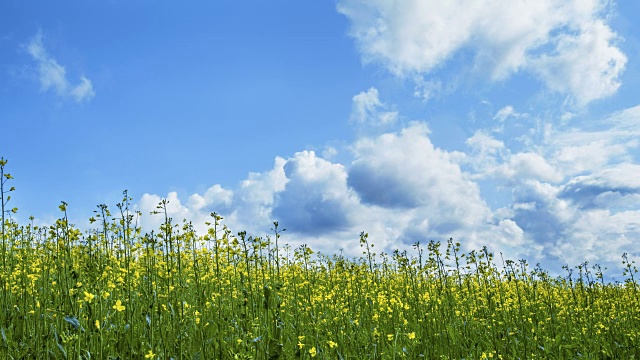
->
[2,1,639,277]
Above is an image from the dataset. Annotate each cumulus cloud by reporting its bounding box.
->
[134,121,533,259]
[530,19,627,106]
[348,124,480,211]
[350,87,398,126]
[138,191,192,231]
[461,104,640,273]
[559,164,640,210]
[465,131,505,175]
[187,184,233,212]
[498,152,563,183]
[509,178,640,269]
[337,0,626,105]
[25,32,95,102]
[134,91,640,278]
[272,151,358,234]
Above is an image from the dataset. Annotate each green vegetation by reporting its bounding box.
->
[0,157,639,359]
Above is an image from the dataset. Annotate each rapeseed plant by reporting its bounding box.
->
[0,157,638,358]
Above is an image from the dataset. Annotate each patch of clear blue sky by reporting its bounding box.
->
[1,1,639,224]
[0,1,368,220]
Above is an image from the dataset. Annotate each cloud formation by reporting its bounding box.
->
[135,88,640,278]
[350,87,398,126]
[466,104,640,272]
[25,32,95,102]
[272,151,358,234]
[337,0,626,105]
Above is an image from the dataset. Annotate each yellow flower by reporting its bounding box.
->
[144,349,156,359]
[297,341,304,349]
[387,334,394,341]
[113,300,125,312]
[327,340,338,348]
[84,291,95,303]
[102,291,110,299]
[95,320,100,330]
[309,346,317,357]
[407,332,416,340]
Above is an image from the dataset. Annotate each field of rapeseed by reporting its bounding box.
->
[1,157,639,359]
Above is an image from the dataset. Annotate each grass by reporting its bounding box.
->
[1,157,639,359]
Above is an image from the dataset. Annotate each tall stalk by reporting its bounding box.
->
[1,159,17,272]
[0,157,17,310]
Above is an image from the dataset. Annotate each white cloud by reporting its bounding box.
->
[350,87,398,126]
[551,106,640,175]
[134,102,640,277]
[530,19,627,106]
[466,131,505,156]
[348,124,475,209]
[413,78,441,101]
[321,146,338,160]
[138,191,192,232]
[559,163,640,210]
[498,152,563,183]
[510,177,640,270]
[187,184,233,212]
[463,104,640,273]
[493,106,525,122]
[337,0,626,105]
[558,209,640,267]
[466,132,563,184]
[25,32,95,102]
[272,151,359,235]
[70,76,96,102]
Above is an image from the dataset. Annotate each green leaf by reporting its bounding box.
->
[57,342,67,358]
[64,316,81,330]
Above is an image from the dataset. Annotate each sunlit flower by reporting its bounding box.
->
[309,346,317,357]
[113,300,125,312]
[144,349,156,358]
[84,291,95,303]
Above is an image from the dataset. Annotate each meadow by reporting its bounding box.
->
[1,157,639,359]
